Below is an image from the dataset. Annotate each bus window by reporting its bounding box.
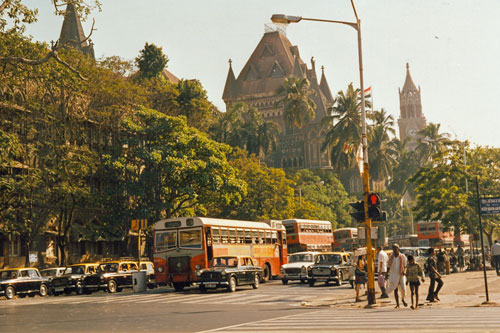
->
[229,229,237,244]
[155,230,177,252]
[265,231,271,244]
[271,231,277,244]
[212,228,220,244]
[256,230,263,244]
[179,228,202,249]
[237,229,244,244]
[221,228,228,244]
[244,230,252,244]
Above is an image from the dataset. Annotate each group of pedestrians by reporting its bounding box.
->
[375,244,444,309]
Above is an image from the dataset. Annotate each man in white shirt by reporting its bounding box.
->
[387,244,408,308]
[491,240,500,276]
[377,245,389,298]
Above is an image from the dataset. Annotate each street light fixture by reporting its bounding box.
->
[271,0,377,305]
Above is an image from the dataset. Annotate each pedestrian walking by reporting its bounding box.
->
[406,254,425,310]
[426,247,444,302]
[437,249,445,274]
[491,240,500,276]
[386,244,408,308]
[444,250,450,275]
[457,245,465,272]
[377,246,389,298]
[355,255,367,302]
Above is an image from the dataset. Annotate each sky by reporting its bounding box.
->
[23,0,500,147]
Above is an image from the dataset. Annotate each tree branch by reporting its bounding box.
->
[0,0,12,13]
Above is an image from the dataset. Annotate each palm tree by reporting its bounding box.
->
[416,123,451,165]
[277,77,316,129]
[369,108,395,136]
[368,124,398,182]
[321,83,370,173]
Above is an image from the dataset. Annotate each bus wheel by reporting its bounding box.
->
[173,283,185,291]
[281,279,288,285]
[262,264,271,282]
[227,276,237,293]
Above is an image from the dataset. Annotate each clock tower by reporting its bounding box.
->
[398,63,426,150]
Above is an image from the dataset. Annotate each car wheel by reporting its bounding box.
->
[19,293,26,298]
[107,280,117,293]
[116,288,123,292]
[227,276,237,293]
[64,289,73,295]
[199,285,207,293]
[5,286,15,300]
[252,274,260,289]
[308,279,315,287]
[40,284,48,297]
[76,281,84,295]
[281,279,288,285]
[300,278,306,284]
[337,273,344,286]
[173,283,185,291]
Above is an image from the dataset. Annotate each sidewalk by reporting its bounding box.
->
[302,270,500,309]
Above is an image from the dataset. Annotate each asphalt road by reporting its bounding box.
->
[0,280,346,332]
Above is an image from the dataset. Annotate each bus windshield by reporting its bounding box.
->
[155,230,177,252]
[211,257,238,268]
[179,228,202,249]
[316,254,341,265]
[288,253,313,263]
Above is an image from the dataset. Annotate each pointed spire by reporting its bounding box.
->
[319,65,334,104]
[292,55,304,78]
[402,62,417,92]
[58,3,95,59]
[222,58,237,101]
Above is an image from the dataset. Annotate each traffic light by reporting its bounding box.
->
[367,192,387,221]
[349,200,365,223]
[367,193,381,220]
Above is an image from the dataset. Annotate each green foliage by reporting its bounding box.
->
[135,42,168,79]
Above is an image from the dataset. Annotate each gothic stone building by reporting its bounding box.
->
[222,30,334,169]
[398,63,427,150]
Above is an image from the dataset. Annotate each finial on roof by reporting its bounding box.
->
[406,62,410,71]
[321,65,325,74]
[228,58,232,67]
[311,56,315,65]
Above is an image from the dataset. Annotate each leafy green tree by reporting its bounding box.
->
[135,42,168,79]
[415,122,451,165]
[277,77,316,129]
[368,123,398,182]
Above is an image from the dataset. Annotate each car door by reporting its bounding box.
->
[17,270,32,294]
[117,263,129,286]
[244,258,256,283]
[28,269,42,291]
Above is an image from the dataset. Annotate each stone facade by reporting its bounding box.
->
[222,30,334,169]
[398,63,427,150]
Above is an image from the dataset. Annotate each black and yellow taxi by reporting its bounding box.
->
[83,260,139,293]
[196,256,263,293]
[50,263,99,295]
[0,268,49,299]
[307,252,351,287]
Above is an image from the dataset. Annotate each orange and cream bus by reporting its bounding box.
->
[416,221,454,248]
[332,227,359,252]
[153,217,287,291]
[282,219,333,254]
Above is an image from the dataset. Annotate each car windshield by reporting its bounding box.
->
[40,269,57,277]
[211,257,238,268]
[0,270,18,279]
[67,266,85,274]
[316,254,341,265]
[288,254,313,263]
[400,249,416,257]
[99,263,119,273]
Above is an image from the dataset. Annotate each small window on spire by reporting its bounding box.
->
[270,61,284,78]
[261,45,274,57]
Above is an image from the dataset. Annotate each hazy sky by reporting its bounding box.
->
[24,0,500,147]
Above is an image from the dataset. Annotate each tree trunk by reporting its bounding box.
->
[57,240,66,266]
[24,240,30,267]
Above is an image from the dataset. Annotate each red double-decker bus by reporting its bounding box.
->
[332,228,358,252]
[153,217,287,291]
[416,221,454,248]
[282,219,333,253]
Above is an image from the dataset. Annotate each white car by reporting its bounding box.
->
[280,252,321,285]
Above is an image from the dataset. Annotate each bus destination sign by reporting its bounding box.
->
[480,197,500,215]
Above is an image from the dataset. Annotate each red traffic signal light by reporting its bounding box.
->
[368,193,380,206]
[368,193,381,220]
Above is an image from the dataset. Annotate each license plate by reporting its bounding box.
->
[54,287,65,292]
[205,283,217,288]
[316,277,328,281]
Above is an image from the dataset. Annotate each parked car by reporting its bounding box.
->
[308,252,351,287]
[84,260,139,293]
[40,267,66,278]
[139,261,156,289]
[196,256,262,292]
[50,263,99,295]
[0,268,49,299]
[279,252,320,285]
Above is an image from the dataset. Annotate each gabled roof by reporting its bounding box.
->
[319,66,334,104]
[401,63,418,93]
[58,3,95,59]
[222,59,237,101]
[162,69,180,83]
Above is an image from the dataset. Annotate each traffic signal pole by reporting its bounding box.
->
[356,13,376,306]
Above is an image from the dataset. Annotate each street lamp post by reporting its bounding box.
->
[272,0,376,305]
